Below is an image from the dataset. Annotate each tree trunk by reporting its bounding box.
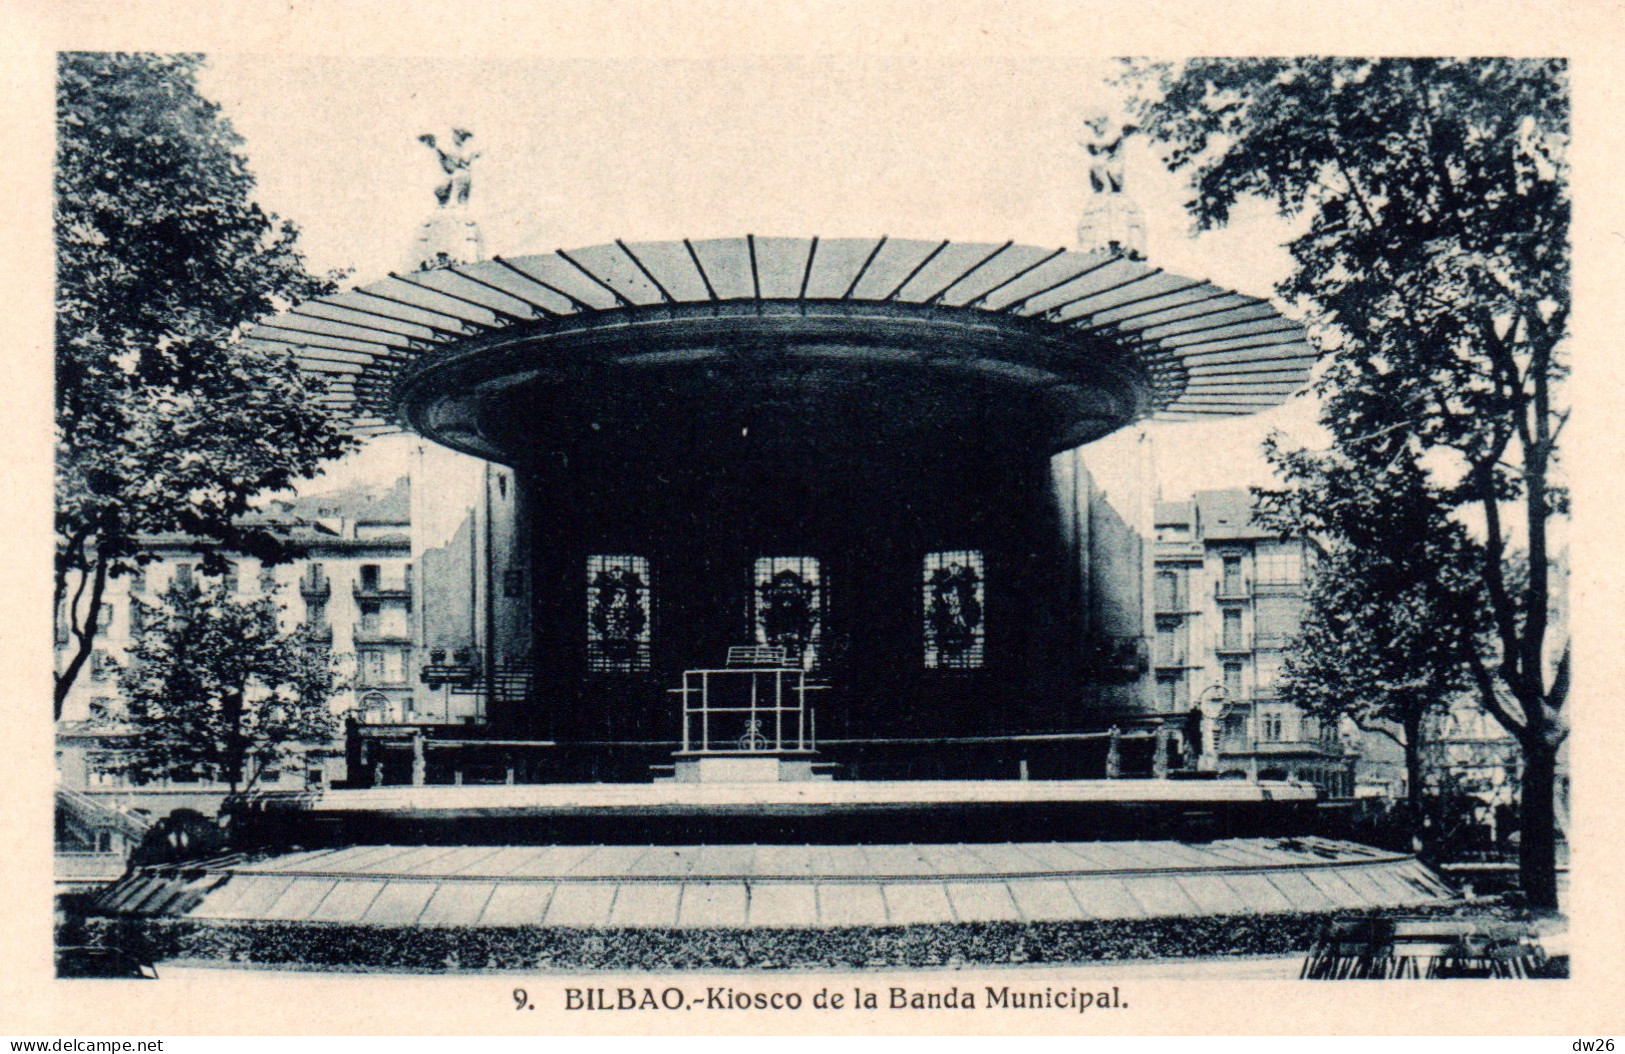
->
[224,688,245,795]
[54,553,110,720]
[1519,741,1561,911]
[1403,711,1428,860]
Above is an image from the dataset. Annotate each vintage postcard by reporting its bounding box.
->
[2,0,1622,1039]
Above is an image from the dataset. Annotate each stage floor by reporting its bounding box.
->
[301,777,1316,813]
[98,836,1449,929]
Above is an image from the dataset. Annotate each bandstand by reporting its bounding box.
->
[262,233,1319,785]
[86,137,1459,957]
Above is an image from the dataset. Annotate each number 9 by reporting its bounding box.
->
[514,988,528,1010]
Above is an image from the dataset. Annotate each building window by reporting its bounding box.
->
[1221,608,1244,651]
[360,564,380,592]
[1154,569,1185,611]
[1260,706,1288,743]
[923,550,984,669]
[301,562,325,593]
[306,600,327,632]
[359,691,391,722]
[383,648,406,683]
[172,563,194,592]
[1222,712,1248,751]
[1154,620,1188,667]
[360,649,385,684]
[754,556,822,669]
[587,555,651,673]
[1155,673,1186,710]
[503,569,526,598]
[1255,652,1284,692]
[221,561,239,594]
[1255,541,1303,585]
[1254,596,1302,644]
[1220,555,1243,596]
[1223,661,1243,700]
[359,601,380,633]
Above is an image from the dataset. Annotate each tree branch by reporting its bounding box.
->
[1467,646,1530,746]
[55,550,109,720]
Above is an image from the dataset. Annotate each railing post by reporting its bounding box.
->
[681,674,690,754]
[701,671,710,753]
[749,669,758,750]
[1106,726,1121,779]
[1153,725,1169,779]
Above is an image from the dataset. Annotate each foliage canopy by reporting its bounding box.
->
[55,52,356,713]
[1127,57,1569,905]
[119,580,339,793]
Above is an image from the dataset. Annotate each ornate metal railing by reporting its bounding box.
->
[672,664,822,755]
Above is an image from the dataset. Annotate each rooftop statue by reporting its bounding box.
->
[417,128,481,208]
[1079,108,1137,195]
[1076,107,1147,259]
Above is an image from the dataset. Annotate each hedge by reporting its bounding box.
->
[66,899,1556,973]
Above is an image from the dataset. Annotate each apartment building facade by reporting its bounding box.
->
[1151,489,1355,797]
[55,476,415,800]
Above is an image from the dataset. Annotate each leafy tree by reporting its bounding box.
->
[55,52,356,716]
[1265,444,1485,855]
[1127,58,1569,907]
[118,580,339,794]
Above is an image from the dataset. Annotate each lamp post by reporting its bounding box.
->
[1196,684,1231,773]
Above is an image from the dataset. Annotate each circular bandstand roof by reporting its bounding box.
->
[251,236,1318,457]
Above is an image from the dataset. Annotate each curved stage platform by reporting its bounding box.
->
[96,837,1448,931]
[229,779,1323,848]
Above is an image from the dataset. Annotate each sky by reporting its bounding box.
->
[197,54,1325,506]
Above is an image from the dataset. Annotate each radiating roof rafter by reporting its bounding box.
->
[247,237,1318,434]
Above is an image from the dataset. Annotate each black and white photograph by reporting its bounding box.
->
[5,0,1622,1041]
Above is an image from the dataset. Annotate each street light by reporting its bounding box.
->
[1196,684,1231,772]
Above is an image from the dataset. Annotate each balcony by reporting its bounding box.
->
[1253,578,1303,597]
[354,580,412,601]
[1153,591,1198,614]
[353,622,412,644]
[298,574,331,599]
[1214,579,1251,601]
[1215,636,1252,655]
[355,671,412,689]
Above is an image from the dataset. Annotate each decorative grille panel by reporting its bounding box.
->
[753,556,822,669]
[587,555,651,673]
[923,550,985,669]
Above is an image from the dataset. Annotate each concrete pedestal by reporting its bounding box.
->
[668,756,830,783]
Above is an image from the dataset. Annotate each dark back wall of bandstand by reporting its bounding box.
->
[496,413,1121,778]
